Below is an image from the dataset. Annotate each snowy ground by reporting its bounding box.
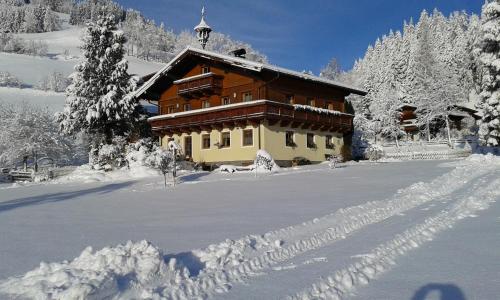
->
[0,157,499,299]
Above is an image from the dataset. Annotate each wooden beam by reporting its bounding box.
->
[280,120,291,127]
[222,121,235,130]
[291,121,302,129]
[189,126,201,134]
[200,125,212,132]
[234,120,247,128]
[268,119,279,126]
[311,124,322,131]
[301,123,312,130]
[211,123,223,131]
[247,119,261,127]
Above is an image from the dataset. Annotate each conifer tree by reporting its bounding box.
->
[475,0,500,146]
[57,14,139,148]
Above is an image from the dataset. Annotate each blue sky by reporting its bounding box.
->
[115,0,481,74]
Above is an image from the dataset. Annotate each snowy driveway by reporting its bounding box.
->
[0,158,499,299]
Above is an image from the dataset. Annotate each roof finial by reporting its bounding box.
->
[194,6,212,49]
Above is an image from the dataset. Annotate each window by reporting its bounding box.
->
[242,92,252,102]
[201,66,210,74]
[183,103,191,111]
[222,97,231,105]
[184,136,192,159]
[167,106,175,114]
[307,98,315,107]
[307,133,316,148]
[286,94,294,105]
[324,101,331,110]
[326,135,334,149]
[285,131,295,147]
[328,102,334,110]
[202,100,210,108]
[221,132,231,148]
[242,129,253,146]
[201,134,211,149]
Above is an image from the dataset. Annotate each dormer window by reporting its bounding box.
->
[201,66,210,74]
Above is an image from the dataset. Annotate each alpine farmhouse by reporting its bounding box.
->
[135,9,366,168]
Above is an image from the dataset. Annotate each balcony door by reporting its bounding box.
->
[184,136,192,159]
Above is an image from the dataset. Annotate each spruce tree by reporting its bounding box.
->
[57,14,139,147]
[475,0,500,146]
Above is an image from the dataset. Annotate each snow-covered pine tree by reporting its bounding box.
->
[57,14,139,152]
[42,6,59,31]
[474,0,500,146]
[320,58,342,80]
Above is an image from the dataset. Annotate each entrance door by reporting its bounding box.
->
[184,136,192,160]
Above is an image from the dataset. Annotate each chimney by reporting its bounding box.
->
[229,48,246,58]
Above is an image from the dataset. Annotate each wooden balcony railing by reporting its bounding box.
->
[149,100,354,135]
[174,73,223,98]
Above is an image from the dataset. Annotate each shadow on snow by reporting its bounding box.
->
[0,181,136,213]
[412,283,466,300]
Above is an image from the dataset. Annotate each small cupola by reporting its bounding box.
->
[194,6,212,49]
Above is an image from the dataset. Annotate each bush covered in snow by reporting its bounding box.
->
[0,71,21,88]
[0,32,48,56]
[35,72,69,92]
[365,144,384,161]
[254,150,278,172]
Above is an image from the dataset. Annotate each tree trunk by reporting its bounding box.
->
[445,115,453,148]
[426,119,431,142]
[395,134,400,148]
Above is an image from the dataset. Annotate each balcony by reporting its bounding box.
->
[174,72,223,98]
[149,100,354,135]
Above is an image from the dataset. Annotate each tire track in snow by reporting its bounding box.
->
[286,175,500,300]
[148,159,499,299]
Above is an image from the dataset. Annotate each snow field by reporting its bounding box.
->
[288,171,500,299]
[1,155,499,299]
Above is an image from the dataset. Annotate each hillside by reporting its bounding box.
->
[0,13,163,111]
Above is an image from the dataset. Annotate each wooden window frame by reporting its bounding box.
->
[286,94,295,105]
[242,129,253,147]
[326,135,334,149]
[167,105,175,114]
[222,97,231,105]
[183,103,191,111]
[202,100,210,109]
[242,91,253,102]
[306,98,315,107]
[307,133,316,149]
[201,66,210,74]
[285,131,296,147]
[220,131,231,148]
[201,134,211,150]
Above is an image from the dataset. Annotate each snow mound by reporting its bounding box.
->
[217,150,280,174]
[56,164,158,183]
[0,240,189,300]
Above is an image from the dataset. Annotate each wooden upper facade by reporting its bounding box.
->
[136,47,367,134]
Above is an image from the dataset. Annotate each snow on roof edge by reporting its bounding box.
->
[135,47,367,98]
[148,99,354,122]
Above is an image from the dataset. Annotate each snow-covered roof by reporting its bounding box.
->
[135,47,367,98]
[173,72,216,84]
[194,17,211,31]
